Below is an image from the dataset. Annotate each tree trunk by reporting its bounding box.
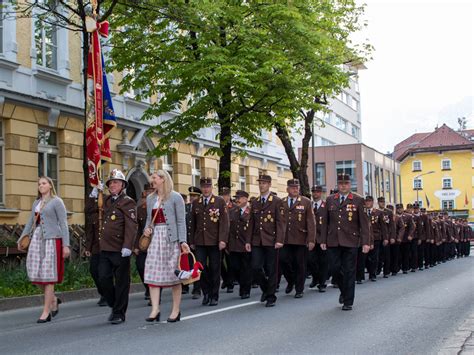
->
[299,109,315,198]
[217,113,232,193]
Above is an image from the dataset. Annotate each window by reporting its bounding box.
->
[191,157,201,187]
[412,160,422,172]
[315,163,326,188]
[35,17,58,69]
[351,124,360,139]
[334,115,347,131]
[441,200,454,210]
[38,127,58,188]
[162,152,173,178]
[239,166,246,191]
[415,200,423,208]
[350,97,359,111]
[315,135,335,146]
[441,159,451,170]
[363,161,372,196]
[0,119,3,204]
[336,160,356,191]
[413,178,422,190]
[374,166,380,197]
[442,178,452,189]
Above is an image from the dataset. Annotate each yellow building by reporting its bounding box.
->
[0,6,292,225]
[394,124,474,222]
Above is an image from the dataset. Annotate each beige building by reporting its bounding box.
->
[0,5,292,225]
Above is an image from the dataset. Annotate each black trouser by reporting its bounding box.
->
[135,251,150,296]
[382,243,391,276]
[466,240,471,256]
[400,242,410,271]
[221,252,232,288]
[409,239,418,270]
[417,241,425,269]
[424,242,432,267]
[228,251,252,296]
[356,247,367,281]
[308,243,328,288]
[195,246,221,300]
[390,243,400,274]
[328,246,358,306]
[89,253,104,297]
[251,246,278,302]
[367,240,381,278]
[280,244,307,294]
[98,251,131,320]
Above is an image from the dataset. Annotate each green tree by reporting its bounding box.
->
[110,1,370,192]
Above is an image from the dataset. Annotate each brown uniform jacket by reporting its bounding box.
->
[421,214,432,242]
[248,194,286,247]
[313,200,328,244]
[228,205,251,253]
[85,196,100,254]
[368,208,388,242]
[382,208,396,241]
[400,213,415,243]
[134,196,147,250]
[281,196,316,246]
[394,214,405,243]
[189,194,230,246]
[324,193,370,248]
[100,192,138,252]
[412,214,425,240]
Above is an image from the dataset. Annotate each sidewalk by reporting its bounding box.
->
[439,313,474,354]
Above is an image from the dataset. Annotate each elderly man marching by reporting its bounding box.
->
[98,169,137,324]
[279,179,316,298]
[321,174,370,311]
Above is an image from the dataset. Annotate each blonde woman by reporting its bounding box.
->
[143,170,190,322]
[17,176,70,323]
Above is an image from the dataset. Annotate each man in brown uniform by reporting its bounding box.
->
[279,179,315,298]
[98,169,138,324]
[365,196,388,281]
[412,203,426,271]
[189,178,229,306]
[308,185,329,292]
[246,175,286,307]
[377,198,395,278]
[399,204,416,274]
[420,207,432,269]
[321,174,370,311]
[220,187,234,293]
[84,193,106,306]
[184,186,202,298]
[391,204,405,275]
[227,190,252,299]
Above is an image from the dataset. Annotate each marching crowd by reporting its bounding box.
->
[17,170,472,324]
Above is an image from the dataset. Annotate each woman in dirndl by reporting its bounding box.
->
[17,176,70,323]
[142,170,190,323]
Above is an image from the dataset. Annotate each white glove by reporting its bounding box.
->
[89,187,99,198]
[121,248,132,257]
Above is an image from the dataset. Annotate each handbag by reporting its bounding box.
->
[18,201,44,251]
[138,199,161,252]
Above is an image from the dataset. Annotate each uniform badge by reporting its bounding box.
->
[298,214,302,221]
[319,216,323,224]
[111,215,116,221]
[348,217,352,221]
[348,212,353,217]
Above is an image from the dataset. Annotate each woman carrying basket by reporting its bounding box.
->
[17,176,70,323]
[142,170,190,323]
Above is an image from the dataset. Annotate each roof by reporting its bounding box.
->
[394,124,474,161]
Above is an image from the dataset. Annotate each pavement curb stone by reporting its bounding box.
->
[438,313,474,354]
[0,283,146,312]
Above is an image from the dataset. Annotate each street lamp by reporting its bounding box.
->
[415,170,435,206]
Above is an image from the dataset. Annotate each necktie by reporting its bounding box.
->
[261,197,266,205]
[204,198,208,207]
[368,210,371,217]
[290,198,294,208]
[241,208,244,216]
[340,196,345,204]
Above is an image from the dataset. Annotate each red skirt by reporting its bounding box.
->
[32,239,64,285]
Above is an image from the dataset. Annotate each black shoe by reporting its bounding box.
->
[221,283,227,290]
[339,294,344,305]
[226,287,234,294]
[402,271,408,274]
[411,269,416,273]
[309,280,318,289]
[202,294,210,306]
[107,312,114,322]
[167,312,181,323]
[356,280,362,285]
[265,300,276,307]
[145,312,160,322]
[241,294,250,299]
[370,277,377,282]
[260,293,267,302]
[192,292,201,300]
[318,286,326,293]
[392,272,397,276]
[97,296,108,307]
[37,314,51,323]
[419,267,424,271]
[383,275,389,278]
[285,284,294,294]
[294,293,303,299]
[110,316,125,325]
[342,305,353,311]
[51,298,62,318]
[209,298,218,307]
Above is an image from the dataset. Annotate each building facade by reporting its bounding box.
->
[394,124,474,222]
[0,5,292,225]
[302,143,401,204]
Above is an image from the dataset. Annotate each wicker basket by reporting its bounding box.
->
[178,252,201,285]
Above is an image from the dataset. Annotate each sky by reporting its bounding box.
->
[355,0,473,153]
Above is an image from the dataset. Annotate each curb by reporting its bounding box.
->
[0,283,146,312]
[438,313,474,354]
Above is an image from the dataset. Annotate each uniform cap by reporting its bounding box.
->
[234,190,249,199]
[311,185,323,192]
[337,174,351,183]
[199,177,212,186]
[257,174,272,183]
[287,178,300,187]
[188,186,202,195]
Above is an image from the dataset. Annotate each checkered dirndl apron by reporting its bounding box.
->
[26,226,61,284]
[144,224,181,287]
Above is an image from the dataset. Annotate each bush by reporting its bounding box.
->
[0,258,142,298]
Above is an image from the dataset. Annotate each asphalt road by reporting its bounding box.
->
[0,256,473,355]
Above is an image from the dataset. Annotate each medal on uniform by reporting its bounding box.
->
[270,218,274,222]
[348,217,352,221]
[111,214,116,221]
[348,212,353,217]
[298,214,302,221]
